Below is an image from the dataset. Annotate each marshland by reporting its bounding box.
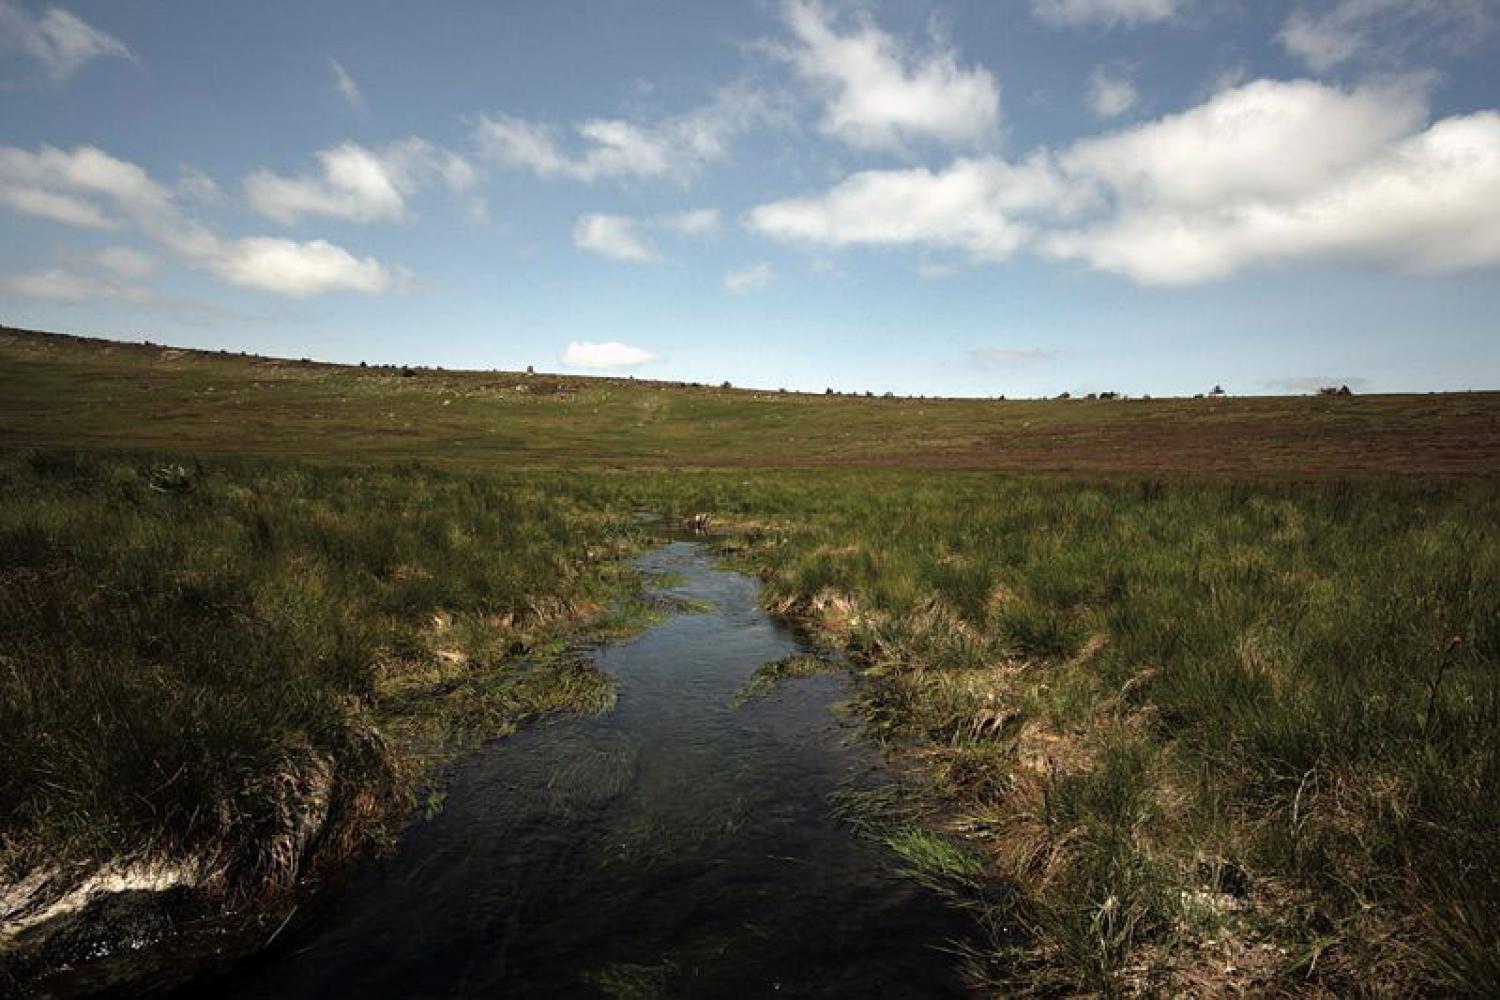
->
[2,327,1498,996]
[5,2,1500,994]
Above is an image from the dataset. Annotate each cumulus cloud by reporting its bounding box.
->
[0,184,114,228]
[967,347,1062,368]
[571,208,722,261]
[209,237,396,297]
[0,143,403,297]
[560,340,658,368]
[1087,66,1139,117]
[329,57,364,110]
[725,262,774,294]
[1279,0,1495,72]
[747,153,1083,261]
[572,214,658,261]
[475,85,771,183]
[1046,110,1500,283]
[748,75,1500,286]
[245,138,477,225]
[776,0,999,153]
[1058,78,1427,210]
[0,144,174,231]
[1031,0,1187,28]
[1042,78,1500,284]
[0,0,132,81]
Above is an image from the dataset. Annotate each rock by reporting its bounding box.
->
[1196,856,1252,898]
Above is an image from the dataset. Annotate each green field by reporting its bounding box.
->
[5,325,1499,477]
[2,326,1498,996]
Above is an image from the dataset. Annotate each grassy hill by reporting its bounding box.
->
[3,323,1498,996]
[4,325,1498,477]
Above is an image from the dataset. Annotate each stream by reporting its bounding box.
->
[179,541,974,997]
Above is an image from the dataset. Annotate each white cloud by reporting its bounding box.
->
[1042,77,1500,284]
[475,85,770,183]
[777,0,999,153]
[560,340,658,368]
[747,153,1082,261]
[748,75,1500,286]
[569,208,722,262]
[1031,0,1187,28]
[572,214,658,261]
[329,57,364,110]
[1087,66,1139,117]
[967,347,1061,368]
[1279,7,1364,71]
[1059,77,1428,211]
[1279,0,1495,72]
[0,143,404,297]
[0,143,174,232]
[0,0,132,81]
[660,207,721,237]
[0,266,152,303]
[0,184,115,228]
[725,262,774,294]
[245,138,476,225]
[1044,109,1500,284]
[209,237,397,297]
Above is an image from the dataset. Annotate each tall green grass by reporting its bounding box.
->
[653,472,1500,994]
[6,449,1497,993]
[0,449,648,896]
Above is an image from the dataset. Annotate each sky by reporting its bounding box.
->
[1,0,1498,398]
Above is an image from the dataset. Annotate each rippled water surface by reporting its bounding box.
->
[188,542,971,998]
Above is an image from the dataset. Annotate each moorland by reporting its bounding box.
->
[2,323,1497,996]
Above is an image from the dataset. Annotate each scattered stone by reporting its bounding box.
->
[1197,856,1252,898]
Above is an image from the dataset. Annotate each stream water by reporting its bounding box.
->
[180,541,973,997]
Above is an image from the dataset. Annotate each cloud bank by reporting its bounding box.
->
[749,76,1500,286]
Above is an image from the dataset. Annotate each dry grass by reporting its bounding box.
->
[4,325,1498,478]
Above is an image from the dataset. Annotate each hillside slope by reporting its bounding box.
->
[4,325,1497,476]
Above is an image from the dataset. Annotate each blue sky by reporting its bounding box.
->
[2,0,1497,397]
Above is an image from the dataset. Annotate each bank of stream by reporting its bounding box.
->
[127,539,975,997]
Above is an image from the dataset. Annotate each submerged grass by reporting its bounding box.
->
[730,655,836,708]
